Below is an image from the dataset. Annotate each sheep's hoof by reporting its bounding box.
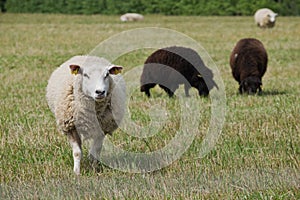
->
[74,168,80,176]
[258,90,263,95]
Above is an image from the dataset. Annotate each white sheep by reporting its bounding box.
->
[46,55,125,175]
[120,13,144,22]
[254,8,278,28]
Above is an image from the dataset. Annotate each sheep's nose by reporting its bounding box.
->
[95,90,105,95]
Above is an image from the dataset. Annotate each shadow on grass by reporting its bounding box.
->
[231,89,288,97]
[259,89,288,96]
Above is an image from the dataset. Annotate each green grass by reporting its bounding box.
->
[0,13,299,199]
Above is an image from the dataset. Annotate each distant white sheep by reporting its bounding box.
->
[120,13,144,22]
[254,8,278,28]
[46,55,125,175]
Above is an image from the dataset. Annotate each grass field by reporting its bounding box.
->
[0,13,299,199]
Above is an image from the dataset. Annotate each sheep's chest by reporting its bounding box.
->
[95,102,118,135]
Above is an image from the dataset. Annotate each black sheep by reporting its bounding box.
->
[140,46,216,97]
[230,38,268,94]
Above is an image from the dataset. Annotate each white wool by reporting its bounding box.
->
[120,13,144,22]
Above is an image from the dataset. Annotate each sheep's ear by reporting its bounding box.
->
[69,65,81,75]
[109,65,123,75]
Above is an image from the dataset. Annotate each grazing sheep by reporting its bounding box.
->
[46,55,125,175]
[140,46,216,97]
[230,38,268,94]
[120,13,144,22]
[254,8,278,28]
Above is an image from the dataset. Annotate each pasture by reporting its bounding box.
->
[0,14,299,199]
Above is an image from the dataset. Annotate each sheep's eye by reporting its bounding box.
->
[83,73,90,78]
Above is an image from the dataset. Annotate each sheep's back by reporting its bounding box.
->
[254,8,270,22]
[141,47,201,85]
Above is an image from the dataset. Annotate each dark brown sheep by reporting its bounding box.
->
[140,46,216,98]
[230,38,268,94]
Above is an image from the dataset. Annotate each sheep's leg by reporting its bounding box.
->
[258,86,262,95]
[145,88,151,97]
[159,84,174,97]
[184,84,190,97]
[142,84,156,97]
[89,132,105,170]
[238,84,243,94]
[68,130,82,175]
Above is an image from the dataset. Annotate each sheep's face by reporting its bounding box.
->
[192,75,209,96]
[70,64,122,102]
[239,76,262,95]
[268,13,277,23]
